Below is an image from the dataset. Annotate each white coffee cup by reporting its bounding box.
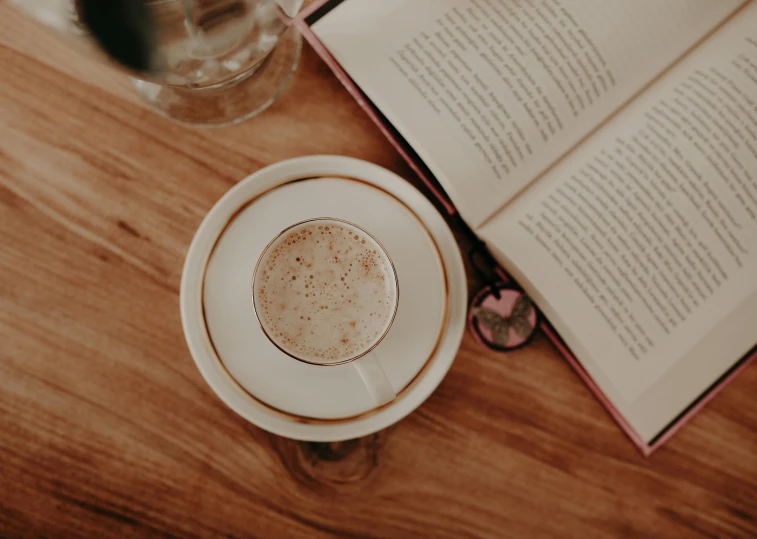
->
[251,218,399,406]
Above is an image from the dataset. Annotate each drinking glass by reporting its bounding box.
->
[9,0,304,127]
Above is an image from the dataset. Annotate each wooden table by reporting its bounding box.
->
[1,4,756,538]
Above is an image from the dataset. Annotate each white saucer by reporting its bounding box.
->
[181,155,466,441]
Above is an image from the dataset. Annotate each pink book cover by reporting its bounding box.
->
[291,1,757,456]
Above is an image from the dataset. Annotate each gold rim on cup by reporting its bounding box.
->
[251,217,400,367]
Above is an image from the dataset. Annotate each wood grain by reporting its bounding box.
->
[1,4,756,538]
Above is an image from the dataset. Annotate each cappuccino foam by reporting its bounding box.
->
[254,221,397,363]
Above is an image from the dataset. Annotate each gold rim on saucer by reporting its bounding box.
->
[199,175,450,425]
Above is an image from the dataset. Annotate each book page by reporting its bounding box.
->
[313,0,743,227]
[480,2,757,441]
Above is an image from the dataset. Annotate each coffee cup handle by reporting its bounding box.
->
[353,352,396,406]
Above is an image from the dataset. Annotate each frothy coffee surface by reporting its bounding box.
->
[254,221,397,363]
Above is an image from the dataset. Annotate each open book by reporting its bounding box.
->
[300,0,757,452]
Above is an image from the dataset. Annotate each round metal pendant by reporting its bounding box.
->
[468,285,538,352]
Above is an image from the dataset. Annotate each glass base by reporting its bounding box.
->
[132,25,302,127]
